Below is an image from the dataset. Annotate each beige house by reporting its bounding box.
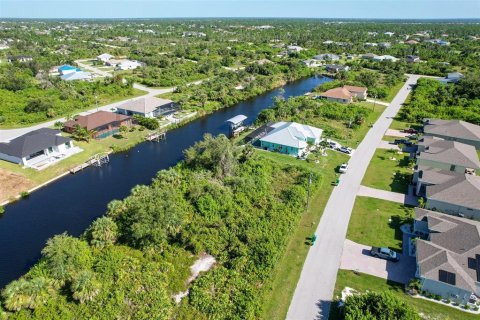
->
[318,85,368,104]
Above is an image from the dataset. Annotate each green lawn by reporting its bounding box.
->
[347,197,413,251]
[259,149,349,320]
[330,270,478,320]
[382,81,404,102]
[362,149,413,194]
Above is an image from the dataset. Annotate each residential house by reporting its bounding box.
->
[384,32,395,37]
[58,64,81,75]
[413,166,460,196]
[318,85,367,103]
[302,59,322,68]
[97,53,114,62]
[362,53,377,60]
[325,64,350,73]
[259,122,322,157]
[445,72,464,83]
[0,128,80,169]
[424,174,480,220]
[313,53,340,61]
[413,208,480,304]
[379,42,391,48]
[405,39,419,45]
[423,119,480,149]
[117,60,142,70]
[60,71,93,82]
[287,45,303,53]
[406,55,421,63]
[416,138,480,173]
[116,97,176,118]
[63,111,132,139]
[7,55,33,63]
[373,55,399,62]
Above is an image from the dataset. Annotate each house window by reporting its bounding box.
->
[450,165,456,171]
[65,142,71,149]
[48,147,53,153]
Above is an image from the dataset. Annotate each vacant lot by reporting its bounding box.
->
[0,168,34,203]
[347,197,413,251]
[362,149,413,194]
[330,270,478,320]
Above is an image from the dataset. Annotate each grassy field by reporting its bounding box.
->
[330,270,478,320]
[362,149,413,194]
[347,197,413,251]
[259,149,349,320]
[0,128,152,203]
[382,81,405,102]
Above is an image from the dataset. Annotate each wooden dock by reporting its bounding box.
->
[70,153,110,174]
[145,131,166,142]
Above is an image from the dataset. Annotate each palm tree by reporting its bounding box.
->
[87,217,118,248]
[1,277,54,311]
[71,270,101,304]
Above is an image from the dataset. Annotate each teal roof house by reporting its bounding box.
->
[259,122,322,157]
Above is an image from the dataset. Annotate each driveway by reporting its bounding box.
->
[357,185,418,206]
[340,239,415,285]
[377,140,400,150]
[385,129,409,137]
[286,75,420,320]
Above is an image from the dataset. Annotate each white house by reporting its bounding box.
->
[97,53,114,62]
[117,60,143,70]
[116,96,176,118]
[0,128,81,169]
[60,71,93,81]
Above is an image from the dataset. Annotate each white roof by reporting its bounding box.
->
[60,71,92,81]
[259,122,323,149]
[226,115,247,125]
[97,53,113,60]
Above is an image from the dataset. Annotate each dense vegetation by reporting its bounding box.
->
[1,135,318,319]
[0,64,137,126]
[398,74,480,124]
[343,291,420,320]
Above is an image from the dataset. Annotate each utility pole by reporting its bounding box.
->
[373,94,377,112]
[95,92,99,111]
[306,173,313,211]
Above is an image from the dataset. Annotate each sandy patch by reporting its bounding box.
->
[0,168,34,203]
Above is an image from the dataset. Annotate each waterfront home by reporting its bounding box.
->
[303,59,322,68]
[0,128,81,169]
[318,85,367,103]
[406,55,421,63]
[60,71,93,82]
[423,119,480,149]
[325,64,350,73]
[416,137,480,174]
[116,97,176,118]
[424,174,480,220]
[259,122,322,157]
[63,111,132,139]
[413,208,480,305]
[97,53,113,62]
[58,64,81,75]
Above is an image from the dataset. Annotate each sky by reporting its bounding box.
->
[0,0,479,19]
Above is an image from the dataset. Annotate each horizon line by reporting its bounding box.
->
[1,17,480,20]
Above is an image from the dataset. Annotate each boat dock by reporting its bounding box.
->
[145,131,166,142]
[70,153,110,174]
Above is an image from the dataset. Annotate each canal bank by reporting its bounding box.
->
[0,75,332,288]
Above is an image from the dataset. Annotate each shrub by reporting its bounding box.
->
[133,115,159,130]
[20,191,30,199]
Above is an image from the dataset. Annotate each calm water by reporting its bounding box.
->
[0,76,331,288]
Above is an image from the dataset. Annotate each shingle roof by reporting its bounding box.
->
[0,128,71,158]
[416,166,461,186]
[259,122,322,149]
[426,174,480,209]
[343,85,368,93]
[64,111,131,131]
[424,119,480,143]
[116,97,173,114]
[417,140,480,169]
[415,208,480,293]
[319,87,353,100]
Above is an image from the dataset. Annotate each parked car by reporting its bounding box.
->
[404,128,417,134]
[329,141,340,149]
[406,134,418,140]
[371,247,399,262]
[339,163,348,173]
[339,146,353,154]
[394,139,413,147]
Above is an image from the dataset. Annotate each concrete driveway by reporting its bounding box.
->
[357,185,418,206]
[340,239,415,285]
[385,129,409,137]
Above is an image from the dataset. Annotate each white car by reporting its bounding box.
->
[339,163,348,173]
[339,146,353,154]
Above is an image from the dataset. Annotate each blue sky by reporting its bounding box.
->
[0,0,479,19]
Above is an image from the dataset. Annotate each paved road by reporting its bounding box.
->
[340,240,415,285]
[286,74,420,320]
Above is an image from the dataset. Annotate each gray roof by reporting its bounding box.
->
[60,71,92,81]
[415,208,480,293]
[259,122,322,149]
[313,53,340,61]
[426,174,480,210]
[0,128,71,158]
[417,139,480,169]
[417,166,461,186]
[424,119,480,143]
[116,96,173,114]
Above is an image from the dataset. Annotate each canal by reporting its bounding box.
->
[0,75,331,288]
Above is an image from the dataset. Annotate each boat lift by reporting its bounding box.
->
[226,114,247,137]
